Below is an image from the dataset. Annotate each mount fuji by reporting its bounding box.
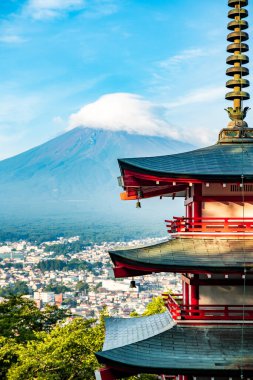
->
[0,127,193,240]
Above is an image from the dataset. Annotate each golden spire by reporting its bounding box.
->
[225,0,250,127]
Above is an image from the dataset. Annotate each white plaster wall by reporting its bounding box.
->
[199,285,253,305]
[202,202,253,218]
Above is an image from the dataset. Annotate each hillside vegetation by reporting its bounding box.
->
[0,296,165,379]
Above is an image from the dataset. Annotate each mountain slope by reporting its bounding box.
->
[0,127,193,205]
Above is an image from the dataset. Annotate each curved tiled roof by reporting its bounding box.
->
[96,312,253,376]
[110,238,253,274]
[119,143,253,180]
[103,311,174,351]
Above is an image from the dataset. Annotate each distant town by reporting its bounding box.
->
[0,237,181,318]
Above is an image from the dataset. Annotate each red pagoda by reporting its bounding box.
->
[96,1,253,379]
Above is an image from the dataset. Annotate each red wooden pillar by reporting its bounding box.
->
[95,368,116,380]
[95,367,135,380]
[191,284,199,305]
[190,275,199,317]
[183,278,189,305]
[190,274,199,306]
[187,203,192,219]
[193,184,202,219]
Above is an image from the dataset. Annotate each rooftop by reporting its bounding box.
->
[110,238,253,277]
[96,311,253,376]
[119,143,253,182]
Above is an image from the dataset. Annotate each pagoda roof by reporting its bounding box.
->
[119,143,253,182]
[96,311,253,376]
[110,238,253,277]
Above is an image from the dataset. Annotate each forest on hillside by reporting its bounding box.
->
[0,296,166,379]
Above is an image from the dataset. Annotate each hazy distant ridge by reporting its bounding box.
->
[0,127,193,206]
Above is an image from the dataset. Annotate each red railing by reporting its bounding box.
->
[165,216,253,234]
[162,293,253,321]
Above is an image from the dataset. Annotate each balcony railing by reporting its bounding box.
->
[162,293,253,321]
[165,217,253,234]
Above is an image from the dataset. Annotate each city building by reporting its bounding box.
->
[34,291,55,305]
[96,1,253,379]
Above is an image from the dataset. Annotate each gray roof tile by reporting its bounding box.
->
[119,143,253,180]
[97,312,253,375]
[110,238,253,273]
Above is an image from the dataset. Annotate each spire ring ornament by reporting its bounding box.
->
[225,0,250,127]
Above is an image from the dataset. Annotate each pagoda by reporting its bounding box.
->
[96,1,253,379]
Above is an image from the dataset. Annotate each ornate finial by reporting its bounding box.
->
[225,0,250,127]
[225,106,251,128]
[218,1,253,143]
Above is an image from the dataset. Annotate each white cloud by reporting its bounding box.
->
[69,93,180,140]
[25,0,85,19]
[68,91,228,146]
[166,86,225,109]
[0,35,26,44]
[0,94,40,126]
[52,116,65,125]
[24,0,119,20]
[82,0,119,19]
[159,48,207,68]
[160,86,226,145]
[0,132,27,160]
[0,94,39,160]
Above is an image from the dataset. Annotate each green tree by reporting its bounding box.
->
[0,297,70,379]
[42,304,71,331]
[129,310,139,317]
[94,282,103,293]
[142,296,166,316]
[75,281,89,293]
[0,295,164,379]
[0,281,30,298]
[0,296,69,342]
[0,337,19,379]
[8,317,105,380]
[0,296,44,342]
[61,298,77,308]
[130,296,166,318]
[44,283,71,293]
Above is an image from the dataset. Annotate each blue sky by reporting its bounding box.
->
[0,0,252,159]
